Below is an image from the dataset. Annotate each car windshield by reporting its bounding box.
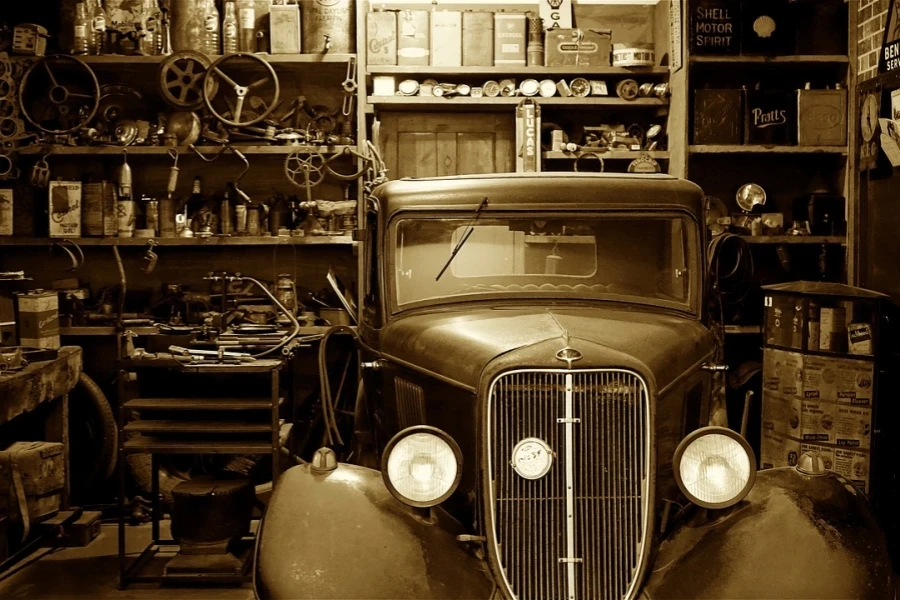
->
[390,213,697,313]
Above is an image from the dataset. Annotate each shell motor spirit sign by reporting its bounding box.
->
[881,0,900,73]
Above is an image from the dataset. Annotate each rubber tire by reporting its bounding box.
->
[126,453,187,506]
[76,372,118,482]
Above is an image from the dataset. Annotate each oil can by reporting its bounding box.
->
[16,290,60,349]
[301,0,356,54]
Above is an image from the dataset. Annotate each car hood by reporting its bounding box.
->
[378,306,715,393]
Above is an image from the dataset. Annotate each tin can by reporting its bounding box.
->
[117,199,136,238]
[102,181,117,237]
[171,0,207,52]
[159,197,176,237]
[235,204,247,234]
[301,0,356,54]
[16,290,59,349]
[145,199,159,234]
[82,182,105,236]
[49,180,82,238]
[247,206,260,236]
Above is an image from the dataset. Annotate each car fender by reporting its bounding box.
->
[642,467,894,599]
[254,463,496,600]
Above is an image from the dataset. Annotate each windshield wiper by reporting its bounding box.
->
[435,197,489,281]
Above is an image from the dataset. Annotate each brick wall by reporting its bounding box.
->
[859,0,890,81]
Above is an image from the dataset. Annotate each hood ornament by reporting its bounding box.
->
[556,347,582,367]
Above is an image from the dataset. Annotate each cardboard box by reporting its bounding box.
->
[462,11,493,67]
[0,189,11,236]
[0,442,65,523]
[797,89,847,146]
[819,307,847,351]
[270,5,301,54]
[834,447,870,494]
[800,355,874,406]
[367,11,397,66]
[16,290,59,349]
[48,181,81,238]
[690,0,740,55]
[397,10,429,66]
[431,11,462,67]
[494,13,526,66]
[848,322,873,355]
[745,89,796,145]
[545,28,611,67]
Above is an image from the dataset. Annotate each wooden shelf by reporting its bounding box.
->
[0,236,354,246]
[125,420,273,434]
[367,65,669,76]
[80,53,356,65]
[543,150,669,160]
[16,145,354,156]
[690,55,849,65]
[124,398,273,411]
[61,326,158,336]
[367,96,667,110]
[690,145,847,155]
[724,325,762,335]
[123,437,273,454]
[741,235,846,245]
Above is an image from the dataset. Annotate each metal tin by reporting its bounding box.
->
[48,180,82,238]
[16,290,59,349]
[171,0,207,53]
[462,11,493,67]
[159,197,176,237]
[301,0,356,54]
[612,43,655,68]
[520,79,539,97]
[483,80,501,97]
[431,10,462,67]
[570,78,590,97]
[102,181,117,237]
[0,189,10,236]
[398,79,419,96]
[82,182,105,236]
[367,10,397,65]
[539,79,557,97]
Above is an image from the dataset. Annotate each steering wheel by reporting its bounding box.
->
[203,53,280,127]
[19,55,100,134]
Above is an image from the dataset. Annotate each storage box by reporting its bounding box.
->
[16,290,59,349]
[0,442,65,524]
[545,28,611,67]
[397,10,430,66]
[431,11,462,67]
[48,180,81,238]
[819,307,847,352]
[740,0,795,55]
[494,13,526,66]
[270,5,301,54]
[690,0,740,55]
[797,88,847,146]
[848,322,873,356]
[745,89,795,145]
[0,189,11,236]
[462,11,493,67]
[367,11,397,66]
[693,89,743,144]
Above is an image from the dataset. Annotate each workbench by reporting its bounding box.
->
[0,346,81,511]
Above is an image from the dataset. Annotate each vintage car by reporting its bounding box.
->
[254,174,893,600]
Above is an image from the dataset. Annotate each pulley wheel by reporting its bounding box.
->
[159,50,217,111]
[615,79,639,101]
[203,53,280,128]
[19,55,100,135]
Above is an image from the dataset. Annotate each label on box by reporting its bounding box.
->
[494,13,526,65]
[545,28,612,67]
[833,448,870,493]
[690,0,739,55]
[801,355,874,405]
[848,322,873,356]
[539,0,572,30]
[17,292,60,350]
[462,11,493,67]
[797,89,847,146]
[801,399,831,442]
[745,90,796,145]
[761,392,801,438]
[762,348,803,396]
[0,189,11,236]
[367,11,397,65]
[760,430,800,470]
[398,10,430,65]
[48,181,81,238]
[834,405,872,450]
[431,11,462,67]
[269,5,300,55]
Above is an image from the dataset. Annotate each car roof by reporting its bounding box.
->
[373,172,705,219]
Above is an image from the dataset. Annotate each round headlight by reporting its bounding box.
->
[673,426,757,509]
[382,426,463,508]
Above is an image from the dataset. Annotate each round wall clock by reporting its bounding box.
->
[861,93,879,142]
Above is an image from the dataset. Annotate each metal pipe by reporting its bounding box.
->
[740,390,754,439]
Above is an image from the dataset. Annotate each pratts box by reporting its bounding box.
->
[494,12,526,66]
[367,10,397,65]
[797,88,847,146]
[48,180,81,238]
[745,89,796,145]
[693,88,743,144]
[690,0,739,55]
[397,9,430,66]
[545,28,612,67]
[462,11,493,67]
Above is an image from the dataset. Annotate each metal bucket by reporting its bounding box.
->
[171,0,207,53]
[301,0,356,54]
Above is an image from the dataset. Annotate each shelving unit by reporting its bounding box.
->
[0,236,355,246]
[367,96,667,109]
[17,145,356,156]
[366,66,670,76]
[689,145,848,155]
[79,53,357,65]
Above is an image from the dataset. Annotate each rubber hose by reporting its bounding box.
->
[77,372,118,481]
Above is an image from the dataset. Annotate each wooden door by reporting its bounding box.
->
[379,113,516,179]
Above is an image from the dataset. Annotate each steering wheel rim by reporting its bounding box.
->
[203,53,280,128]
[19,55,100,135]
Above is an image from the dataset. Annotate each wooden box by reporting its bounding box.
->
[431,11,462,67]
[745,89,796,145]
[48,181,81,238]
[494,13,526,66]
[270,4,301,54]
[0,442,65,523]
[797,89,847,146]
[690,0,740,55]
[397,10,430,66]
[693,89,744,144]
[367,11,397,65]
[462,11,493,67]
[545,28,611,67]
[740,0,796,55]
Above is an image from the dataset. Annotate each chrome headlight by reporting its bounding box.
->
[673,426,757,509]
[381,426,462,508]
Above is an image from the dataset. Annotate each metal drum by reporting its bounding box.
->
[301,0,356,54]
[171,0,207,53]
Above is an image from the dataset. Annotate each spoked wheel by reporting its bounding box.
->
[19,55,100,134]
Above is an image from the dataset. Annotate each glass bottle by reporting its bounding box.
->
[222,2,239,54]
[202,0,220,56]
[73,3,90,55]
[140,0,162,56]
[91,0,109,55]
[238,0,255,53]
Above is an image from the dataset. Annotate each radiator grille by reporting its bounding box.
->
[395,378,425,429]
[488,370,650,600]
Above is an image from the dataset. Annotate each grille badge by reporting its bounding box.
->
[556,347,582,367]
[510,437,553,480]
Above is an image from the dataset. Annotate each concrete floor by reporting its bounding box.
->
[0,522,255,600]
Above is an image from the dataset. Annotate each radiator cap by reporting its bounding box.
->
[311,447,338,473]
[796,451,827,476]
